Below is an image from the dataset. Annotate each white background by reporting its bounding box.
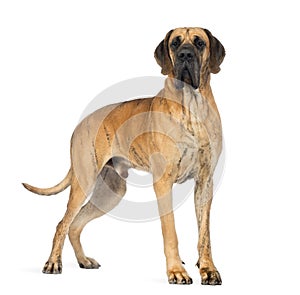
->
[1,0,300,294]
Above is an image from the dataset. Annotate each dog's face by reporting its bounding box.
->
[155,27,225,89]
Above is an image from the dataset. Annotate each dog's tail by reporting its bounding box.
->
[22,168,72,196]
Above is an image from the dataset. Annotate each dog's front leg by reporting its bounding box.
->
[194,172,222,285]
[153,172,192,285]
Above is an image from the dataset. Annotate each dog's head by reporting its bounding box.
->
[155,27,225,89]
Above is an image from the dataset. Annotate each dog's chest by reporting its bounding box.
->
[172,90,222,183]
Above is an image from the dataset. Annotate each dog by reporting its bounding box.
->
[23,27,225,285]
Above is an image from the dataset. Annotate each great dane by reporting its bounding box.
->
[23,27,225,285]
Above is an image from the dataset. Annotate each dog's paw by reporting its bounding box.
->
[200,268,222,285]
[78,257,101,269]
[167,269,193,285]
[42,260,62,274]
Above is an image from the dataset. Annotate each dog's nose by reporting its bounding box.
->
[177,47,195,62]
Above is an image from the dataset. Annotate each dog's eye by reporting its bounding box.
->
[171,37,181,50]
[194,37,205,50]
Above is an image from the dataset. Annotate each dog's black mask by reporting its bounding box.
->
[173,44,200,90]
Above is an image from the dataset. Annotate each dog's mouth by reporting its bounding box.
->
[174,63,200,90]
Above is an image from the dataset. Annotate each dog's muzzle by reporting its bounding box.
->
[174,45,200,90]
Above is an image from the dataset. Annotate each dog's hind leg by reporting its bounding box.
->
[69,162,127,269]
[43,176,87,274]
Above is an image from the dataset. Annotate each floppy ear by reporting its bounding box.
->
[204,29,226,74]
[154,29,174,75]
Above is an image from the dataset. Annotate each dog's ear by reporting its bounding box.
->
[204,29,225,74]
[154,30,174,75]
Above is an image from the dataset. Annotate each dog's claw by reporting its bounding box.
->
[200,268,222,285]
[168,270,193,285]
[78,257,101,269]
[42,260,62,274]
[186,277,193,284]
[168,277,177,284]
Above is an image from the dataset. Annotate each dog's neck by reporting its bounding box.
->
[162,76,221,121]
[199,74,221,121]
